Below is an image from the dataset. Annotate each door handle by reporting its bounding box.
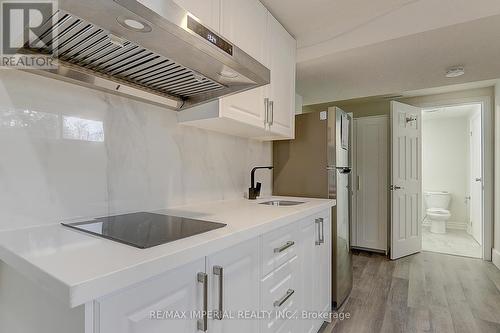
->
[390,185,404,191]
[273,289,295,307]
[475,178,482,182]
[197,272,208,332]
[264,98,269,126]
[315,218,324,245]
[269,100,274,126]
[213,266,224,320]
[274,241,295,253]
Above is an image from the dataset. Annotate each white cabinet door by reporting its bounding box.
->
[173,0,221,32]
[299,218,318,333]
[207,237,260,333]
[218,0,269,131]
[299,212,331,333]
[220,0,268,64]
[352,116,388,252]
[316,212,331,315]
[97,258,206,333]
[267,13,296,139]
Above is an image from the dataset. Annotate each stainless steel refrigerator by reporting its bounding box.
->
[273,107,353,309]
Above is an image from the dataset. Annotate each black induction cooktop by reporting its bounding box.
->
[61,212,226,249]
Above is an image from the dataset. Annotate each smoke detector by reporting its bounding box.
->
[445,66,465,78]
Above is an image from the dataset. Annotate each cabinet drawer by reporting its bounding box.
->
[261,222,299,276]
[261,256,300,333]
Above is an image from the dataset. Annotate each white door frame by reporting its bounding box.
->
[410,95,492,261]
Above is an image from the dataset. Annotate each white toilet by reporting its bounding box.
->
[424,191,451,234]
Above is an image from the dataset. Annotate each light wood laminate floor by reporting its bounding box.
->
[321,251,500,333]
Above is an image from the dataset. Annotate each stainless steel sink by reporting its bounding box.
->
[259,200,305,206]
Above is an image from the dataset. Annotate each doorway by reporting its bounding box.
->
[421,103,483,258]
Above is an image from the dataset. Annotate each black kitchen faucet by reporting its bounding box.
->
[248,166,273,200]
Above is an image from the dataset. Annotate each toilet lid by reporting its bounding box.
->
[427,208,450,215]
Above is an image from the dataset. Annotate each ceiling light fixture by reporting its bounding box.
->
[116,16,152,33]
[445,66,465,78]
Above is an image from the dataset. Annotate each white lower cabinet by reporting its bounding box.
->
[300,212,331,333]
[94,210,331,333]
[97,258,206,333]
[207,237,260,333]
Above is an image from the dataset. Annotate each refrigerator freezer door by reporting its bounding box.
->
[331,169,353,309]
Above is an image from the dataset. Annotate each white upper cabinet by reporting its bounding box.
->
[220,0,268,64]
[266,13,296,139]
[177,0,296,141]
[217,0,269,133]
[172,0,221,32]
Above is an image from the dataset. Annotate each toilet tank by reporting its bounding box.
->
[424,191,451,209]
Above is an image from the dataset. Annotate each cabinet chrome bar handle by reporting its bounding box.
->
[264,98,269,125]
[274,241,295,253]
[213,265,224,320]
[318,218,325,244]
[197,272,208,332]
[269,100,274,125]
[315,218,322,245]
[273,289,295,307]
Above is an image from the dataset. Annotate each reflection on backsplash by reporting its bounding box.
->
[0,70,272,231]
[62,116,104,142]
[1,109,59,138]
[0,109,104,142]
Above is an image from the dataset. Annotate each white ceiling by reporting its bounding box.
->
[260,0,500,105]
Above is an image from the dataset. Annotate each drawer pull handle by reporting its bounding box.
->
[213,265,224,320]
[197,272,208,331]
[273,289,295,307]
[274,241,295,253]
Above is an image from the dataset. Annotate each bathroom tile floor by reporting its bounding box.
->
[422,226,482,258]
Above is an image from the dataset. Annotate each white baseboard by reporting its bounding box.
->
[422,220,467,230]
[493,248,500,271]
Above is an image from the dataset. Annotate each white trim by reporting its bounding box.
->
[493,248,500,271]
[413,95,493,261]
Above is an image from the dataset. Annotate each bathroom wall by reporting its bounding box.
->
[422,115,470,227]
[0,70,272,231]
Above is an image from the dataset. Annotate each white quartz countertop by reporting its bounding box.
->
[0,196,334,308]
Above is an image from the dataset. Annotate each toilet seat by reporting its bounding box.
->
[426,208,450,216]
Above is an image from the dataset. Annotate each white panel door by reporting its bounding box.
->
[267,13,296,139]
[390,101,422,260]
[353,116,388,251]
[469,112,483,245]
[207,237,260,333]
[97,258,206,333]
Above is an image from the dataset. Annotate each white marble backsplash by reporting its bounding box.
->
[0,70,272,231]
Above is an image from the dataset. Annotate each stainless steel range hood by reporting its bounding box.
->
[20,0,270,110]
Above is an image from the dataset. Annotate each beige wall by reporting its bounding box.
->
[422,116,470,226]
